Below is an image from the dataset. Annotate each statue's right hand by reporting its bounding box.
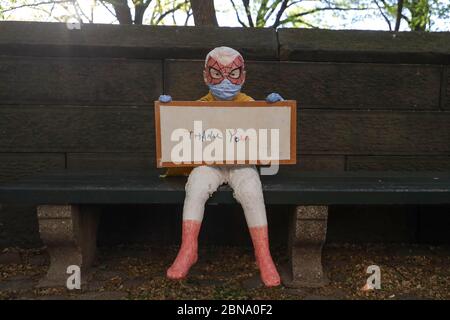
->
[159,95,172,103]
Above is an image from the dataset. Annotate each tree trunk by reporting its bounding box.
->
[134,4,148,25]
[190,0,218,26]
[111,0,133,24]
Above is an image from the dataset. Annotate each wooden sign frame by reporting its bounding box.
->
[154,100,297,168]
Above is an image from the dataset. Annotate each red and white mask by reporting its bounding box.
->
[203,47,246,86]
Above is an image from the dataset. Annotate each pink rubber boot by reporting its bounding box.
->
[167,220,201,280]
[249,226,281,287]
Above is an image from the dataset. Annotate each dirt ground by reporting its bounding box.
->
[0,243,449,300]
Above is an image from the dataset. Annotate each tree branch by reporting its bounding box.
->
[230,0,248,27]
[134,0,152,25]
[73,0,92,23]
[278,6,373,26]
[255,0,269,26]
[184,8,192,25]
[281,15,319,28]
[242,0,254,27]
[155,1,188,25]
[99,0,117,19]
[272,0,289,28]
[374,0,392,31]
[284,6,372,19]
[263,0,282,25]
[394,0,404,31]
[0,0,72,13]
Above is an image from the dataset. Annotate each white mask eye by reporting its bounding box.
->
[229,68,241,79]
[209,67,222,79]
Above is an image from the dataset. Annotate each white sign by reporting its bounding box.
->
[154,100,297,168]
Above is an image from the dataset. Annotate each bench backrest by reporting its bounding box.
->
[0,22,449,181]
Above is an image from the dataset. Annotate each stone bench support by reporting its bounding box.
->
[36,205,100,288]
[283,205,329,288]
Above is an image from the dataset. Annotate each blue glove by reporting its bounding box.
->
[266,92,284,103]
[159,95,172,103]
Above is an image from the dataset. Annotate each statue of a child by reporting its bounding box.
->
[159,46,284,287]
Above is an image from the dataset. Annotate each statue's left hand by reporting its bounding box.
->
[265,92,284,103]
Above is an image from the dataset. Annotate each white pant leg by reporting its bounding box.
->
[183,165,225,222]
[228,166,268,227]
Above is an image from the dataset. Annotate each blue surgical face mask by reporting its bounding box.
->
[208,79,242,101]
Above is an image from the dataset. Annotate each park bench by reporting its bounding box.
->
[0,170,449,288]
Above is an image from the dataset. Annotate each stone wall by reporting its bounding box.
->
[0,22,449,247]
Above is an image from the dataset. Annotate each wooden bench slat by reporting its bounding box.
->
[0,170,448,205]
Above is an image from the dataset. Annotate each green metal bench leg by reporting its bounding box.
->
[36,204,99,288]
[283,205,329,288]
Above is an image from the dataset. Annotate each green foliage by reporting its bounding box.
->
[230,0,378,28]
[404,0,450,31]
[334,0,450,31]
[229,0,449,31]
[148,0,190,25]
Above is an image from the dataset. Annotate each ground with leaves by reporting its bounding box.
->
[0,243,449,300]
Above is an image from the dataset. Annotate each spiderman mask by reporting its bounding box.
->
[203,47,246,100]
